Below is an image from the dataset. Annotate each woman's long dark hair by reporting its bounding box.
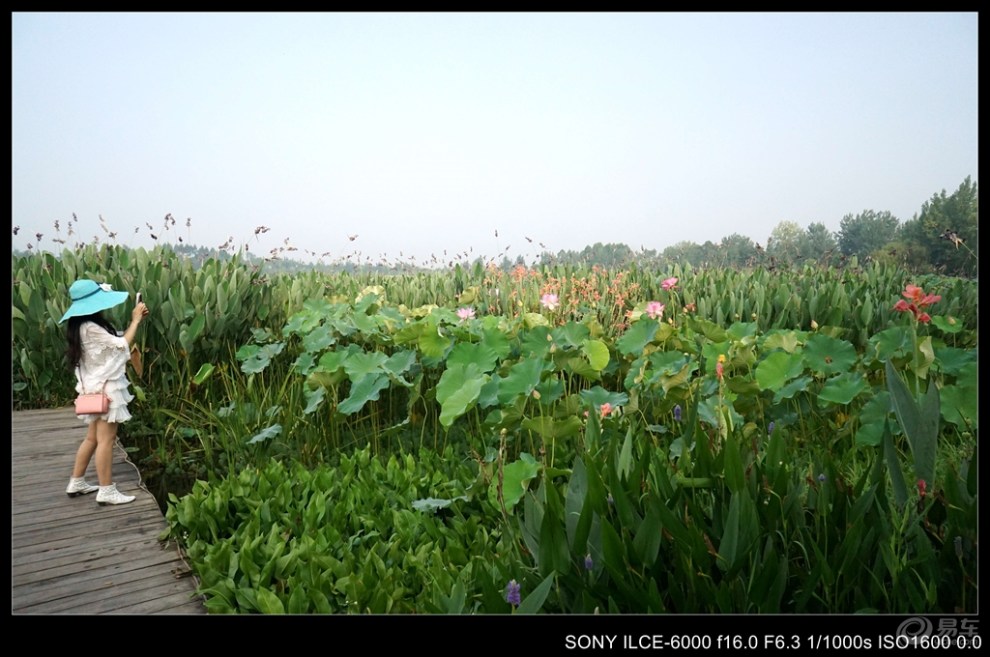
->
[66,312,119,369]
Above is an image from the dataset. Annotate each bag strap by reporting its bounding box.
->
[77,361,109,396]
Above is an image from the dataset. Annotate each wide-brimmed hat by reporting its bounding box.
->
[59,279,129,324]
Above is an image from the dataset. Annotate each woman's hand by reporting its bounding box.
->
[131,302,149,324]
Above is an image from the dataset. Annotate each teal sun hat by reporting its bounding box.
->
[59,279,130,324]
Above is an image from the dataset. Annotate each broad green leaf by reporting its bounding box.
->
[854,391,891,447]
[447,341,499,372]
[437,363,489,427]
[578,386,629,409]
[553,321,591,349]
[755,351,806,390]
[516,573,555,614]
[302,325,335,353]
[489,453,540,511]
[772,375,813,404]
[342,350,389,381]
[803,334,857,375]
[192,363,215,386]
[496,357,544,404]
[817,372,867,406]
[521,415,583,440]
[247,424,282,445]
[930,314,963,334]
[303,386,325,415]
[338,373,390,415]
[255,588,285,614]
[582,339,610,371]
[615,319,659,356]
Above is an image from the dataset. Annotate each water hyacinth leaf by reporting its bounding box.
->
[803,334,857,375]
[582,339,610,371]
[338,373,390,415]
[723,435,745,493]
[179,314,206,354]
[632,503,663,569]
[755,351,806,391]
[614,427,635,482]
[489,452,540,511]
[616,319,659,357]
[437,363,489,427]
[255,588,285,614]
[516,573,555,614]
[817,372,867,406]
[303,386,325,415]
[247,424,282,444]
[564,457,588,548]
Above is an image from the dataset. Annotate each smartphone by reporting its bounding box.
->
[136,292,142,304]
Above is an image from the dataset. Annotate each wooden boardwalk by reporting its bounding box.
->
[11,407,207,614]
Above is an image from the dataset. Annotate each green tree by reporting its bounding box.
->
[912,176,978,277]
[718,233,757,267]
[797,222,839,265]
[837,210,899,258]
[766,220,803,265]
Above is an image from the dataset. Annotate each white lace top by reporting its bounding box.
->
[75,321,134,423]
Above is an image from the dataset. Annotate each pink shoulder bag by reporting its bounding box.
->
[74,365,110,415]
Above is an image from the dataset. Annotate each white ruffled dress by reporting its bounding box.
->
[75,321,135,424]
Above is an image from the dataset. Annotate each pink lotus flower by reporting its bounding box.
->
[661,277,678,291]
[456,306,475,321]
[645,301,665,320]
[540,293,559,311]
[600,402,613,418]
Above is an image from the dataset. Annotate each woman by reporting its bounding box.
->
[59,279,149,505]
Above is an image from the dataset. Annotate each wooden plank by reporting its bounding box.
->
[11,407,206,615]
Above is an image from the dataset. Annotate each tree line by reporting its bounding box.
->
[537,176,977,277]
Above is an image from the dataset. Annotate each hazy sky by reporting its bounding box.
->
[11,12,978,267]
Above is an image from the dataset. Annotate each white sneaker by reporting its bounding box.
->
[96,483,136,506]
[66,477,100,497]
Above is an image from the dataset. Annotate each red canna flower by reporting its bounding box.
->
[917,478,927,498]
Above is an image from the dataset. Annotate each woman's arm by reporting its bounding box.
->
[123,301,148,346]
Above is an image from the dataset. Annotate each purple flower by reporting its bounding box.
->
[505,579,521,607]
[673,404,682,422]
[768,421,775,436]
[817,473,826,483]
[584,554,594,571]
